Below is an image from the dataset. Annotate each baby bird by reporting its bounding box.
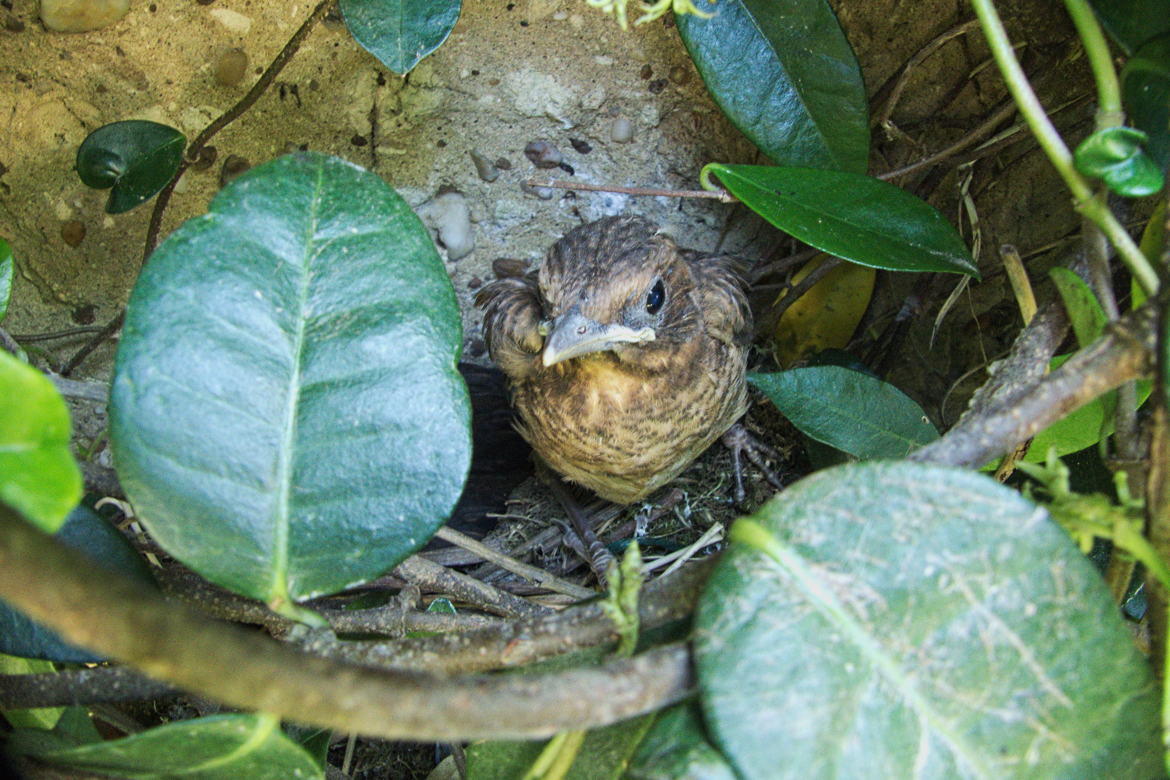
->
[476,215,751,504]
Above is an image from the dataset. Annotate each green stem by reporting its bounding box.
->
[971,0,1160,295]
[1062,0,1123,126]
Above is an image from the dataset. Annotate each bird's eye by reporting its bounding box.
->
[645,280,666,315]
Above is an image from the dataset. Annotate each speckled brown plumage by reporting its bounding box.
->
[475,216,751,504]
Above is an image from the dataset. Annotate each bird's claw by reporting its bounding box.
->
[721,422,785,506]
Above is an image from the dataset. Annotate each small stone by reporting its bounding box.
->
[220,155,251,187]
[41,0,129,32]
[648,78,668,95]
[191,145,218,171]
[639,64,653,80]
[470,150,499,182]
[213,48,249,87]
[610,117,634,144]
[416,191,475,260]
[492,257,528,278]
[466,338,487,358]
[468,276,483,290]
[524,140,562,169]
[668,64,691,85]
[569,138,592,154]
[208,7,252,34]
[520,182,554,200]
[71,304,96,324]
[557,161,574,176]
[60,219,85,247]
[5,13,26,32]
[494,157,512,171]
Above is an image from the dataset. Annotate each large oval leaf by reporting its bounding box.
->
[705,163,979,276]
[110,152,470,608]
[340,0,461,75]
[695,462,1161,778]
[7,713,321,780]
[0,351,81,533]
[1123,33,1170,173]
[628,703,736,780]
[1087,0,1170,55]
[75,120,185,215]
[0,504,155,663]
[750,366,939,458]
[676,0,869,172]
[0,237,12,322]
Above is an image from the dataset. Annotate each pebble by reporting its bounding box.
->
[524,141,562,169]
[208,7,252,34]
[416,192,475,260]
[468,276,483,290]
[648,78,668,95]
[213,48,248,87]
[639,64,653,80]
[60,220,85,247]
[41,0,129,32]
[492,257,528,278]
[494,157,512,171]
[469,150,499,182]
[219,155,250,187]
[610,117,634,144]
[190,145,218,171]
[569,138,592,154]
[520,182,554,200]
[669,64,691,85]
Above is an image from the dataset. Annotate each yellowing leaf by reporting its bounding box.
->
[772,255,874,367]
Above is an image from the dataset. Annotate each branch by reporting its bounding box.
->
[0,506,691,740]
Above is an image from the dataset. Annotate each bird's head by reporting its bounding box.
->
[537,216,700,369]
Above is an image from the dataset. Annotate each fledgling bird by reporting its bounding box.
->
[476,215,752,504]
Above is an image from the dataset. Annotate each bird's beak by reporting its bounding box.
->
[541,306,655,367]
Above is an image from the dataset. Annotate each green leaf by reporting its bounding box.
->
[0,655,62,731]
[704,164,978,276]
[109,152,470,607]
[7,712,322,780]
[695,462,1162,779]
[627,703,736,780]
[75,120,185,214]
[1087,0,1170,55]
[0,504,155,663]
[676,0,868,173]
[1123,33,1170,173]
[749,366,939,458]
[0,237,12,322]
[0,351,81,532]
[1049,267,1108,347]
[465,715,656,780]
[340,0,461,75]
[1073,126,1164,197]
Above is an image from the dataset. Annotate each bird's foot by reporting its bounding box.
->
[721,422,786,506]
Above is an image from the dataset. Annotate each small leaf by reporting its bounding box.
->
[1073,126,1164,196]
[110,153,470,607]
[771,255,874,367]
[75,120,185,214]
[0,237,12,322]
[704,164,978,276]
[0,351,81,532]
[0,655,62,730]
[1049,267,1108,347]
[465,715,656,780]
[695,462,1162,779]
[0,504,155,663]
[340,0,461,75]
[1123,33,1170,173]
[676,0,869,172]
[1087,0,1170,55]
[627,703,736,780]
[750,366,938,458]
[7,713,322,780]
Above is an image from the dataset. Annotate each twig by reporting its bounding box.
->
[434,526,596,600]
[61,0,336,376]
[0,505,692,740]
[9,326,106,342]
[0,667,179,709]
[875,19,980,130]
[392,555,553,620]
[879,100,1018,181]
[48,373,108,403]
[526,178,738,204]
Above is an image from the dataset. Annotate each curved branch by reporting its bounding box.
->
[0,507,691,740]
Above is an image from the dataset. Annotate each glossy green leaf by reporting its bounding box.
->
[109,152,470,608]
[695,462,1162,779]
[7,712,322,780]
[0,237,12,322]
[1049,267,1107,347]
[704,164,978,276]
[750,366,938,458]
[465,715,656,780]
[677,0,868,172]
[0,351,81,532]
[340,0,461,75]
[0,504,155,663]
[1073,126,1164,196]
[0,655,61,730]
[1123,33,1170,173]
[1088,0,1170,54]
[627,703,736,780]
[75,120,185,214]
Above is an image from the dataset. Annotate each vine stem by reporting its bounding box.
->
[1062,0,1123,126]
[971,0,1160,295]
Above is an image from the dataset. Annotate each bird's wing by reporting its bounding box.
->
[475,274,545,381]
[685,250,752,348]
